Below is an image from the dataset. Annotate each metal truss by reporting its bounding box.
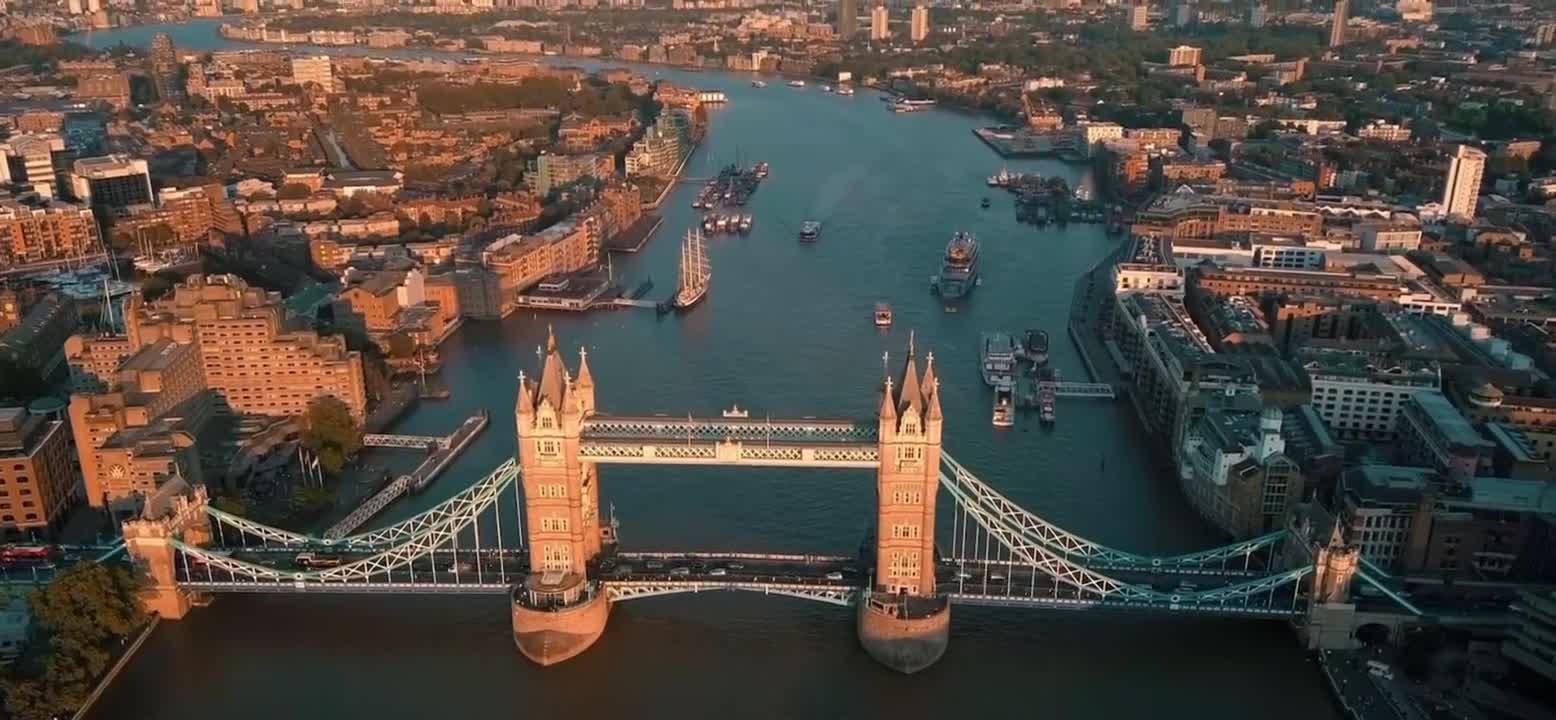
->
[605,580,859,607]
[582,415,878,444]
[205,459,519,550]
[942,474,1313,611]
[941,452,1287,568]
[175,461,519,587]
[362,434,443,449]
[948,592,1306,619]
[178,581,511,595]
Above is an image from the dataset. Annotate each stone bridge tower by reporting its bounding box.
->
[122,482,213,619]
[511,329,611,666]
[859,339,952,674]
[1304,521,1362,650]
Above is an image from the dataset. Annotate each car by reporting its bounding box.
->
[613,565,634,578]
[709,568,728,577]
[824,571,844,581]
[989,573,1007,582]
[690,561,707,571]
[727,562,746,570]
[954,570,974,580]
[645,560,665,570]
[669,567,691,577]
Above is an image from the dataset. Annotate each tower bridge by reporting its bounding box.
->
[118,329,1405,673]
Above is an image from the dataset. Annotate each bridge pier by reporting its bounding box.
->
[857,592,951,674]
[511,575,610,666]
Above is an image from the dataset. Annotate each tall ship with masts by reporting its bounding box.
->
[673,227,711,310]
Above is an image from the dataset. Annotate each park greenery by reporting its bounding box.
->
[1,565,146,720]
[301,395,363,476]
[417,77,641,117]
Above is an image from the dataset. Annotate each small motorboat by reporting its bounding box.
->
[874,302,893,327]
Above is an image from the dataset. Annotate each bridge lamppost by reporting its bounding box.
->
[510,329,612,666]
[859,342,953,673]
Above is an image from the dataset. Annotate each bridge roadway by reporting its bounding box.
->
[172,547,1302,618]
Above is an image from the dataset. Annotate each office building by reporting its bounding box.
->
[1167,45,1202,67]
[1247,3,1266,27]
[910,5,929,43]
[1505,591,1556,684]
[1179,407,1306,539]
[70,155,154,210]
[530,153,612,197]
[290,55,339,94]
[839,0,858,37]
[0,134,68,199]
[1330,0,1349,47]
[871,5,890,41]
[481,217,601,316]
[0,294,77,381]
[1441,144,1486,220]
[1171,0,1194,27]
[1301,348,1442,440]
[0,196,102,268]
[1130,1,1150,31]
[0,406,74,533]
[124,275,368,421]
[1396,392,1492,483]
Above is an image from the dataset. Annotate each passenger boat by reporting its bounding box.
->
[1038,367,1057,425]
[722,405,750,418]
[933,231,979,300]
[752,80,767,88]
[874,302,893,327]
[799,221,821,242]
[889,98,936,112]
[1023,329,1050,367]
[992,386,1015,428]
[980,332,1017,389]
[674,228,711,310]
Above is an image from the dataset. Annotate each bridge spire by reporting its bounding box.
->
[538,325,567,410]
[898,336,922,416]
[879,376,897,422]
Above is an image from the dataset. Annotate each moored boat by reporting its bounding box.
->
[980,332,1017,389]
[674,228,711,310]
[1023,329,1050,367]
[788,80,806,87]
[993,386,1015,428]
[752,80,767,88]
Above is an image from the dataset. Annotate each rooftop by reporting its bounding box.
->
[1405,392,1492,452]
[119,338,188,374]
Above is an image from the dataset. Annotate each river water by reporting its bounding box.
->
[83,22,1338,719]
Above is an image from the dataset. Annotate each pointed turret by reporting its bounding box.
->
[516,369,534,416]
[920,351,937,405]
[1326,518,1346,549]
[879,376,898,423]
[925,376,942,423]
[898,335,922,416]
[538,325,567,410]
[576,346,594,390]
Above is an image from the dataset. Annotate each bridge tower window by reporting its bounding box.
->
[541,516,570,532]
[541,543,571,571]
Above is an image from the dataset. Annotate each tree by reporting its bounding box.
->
[2,564,144,720]
[384,332,417,359]
[301,396,362,476]
[140,270,181,302]
[212,495,247,516]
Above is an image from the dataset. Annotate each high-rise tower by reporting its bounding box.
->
[839,0,858,38]
[1329,0,1349,47]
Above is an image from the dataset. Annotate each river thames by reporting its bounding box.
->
[81,22,1339,719]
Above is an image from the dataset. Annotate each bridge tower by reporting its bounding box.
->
[511,328,612,666]
[859,339,952,673]
[122,483,213,619]
[1303,521,1362,650]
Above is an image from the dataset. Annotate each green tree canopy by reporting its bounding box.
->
[302,396,362,475]
[2,564,145,720]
